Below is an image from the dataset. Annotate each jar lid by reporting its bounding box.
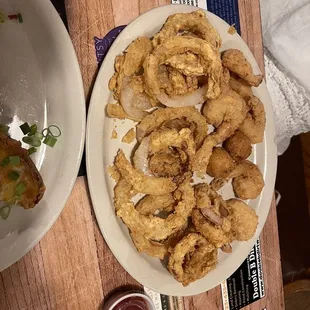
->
[103,292,155,310]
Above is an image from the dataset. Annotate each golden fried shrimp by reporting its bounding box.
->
[153,9,221,49]
[136,107,208,147]
[222,49,263,87]
[117,173,195,241]
[229,73,253,101]
[144,36,222,104]
[226,199,258,241]
[136,194,175,215]
[192,209,232,248]
[207,147,236,178]
[232,161,264,199]
[167,233,218,286]
[238,96,266,144]
[224,130,252,162]
[203,89,248,138]
[191,133,218,174]
[210,160,264,199]
[115,149,176,195]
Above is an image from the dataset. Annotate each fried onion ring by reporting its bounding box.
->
[144,36,222,105]
[167,233,218,286]
[192,209,232,248]
[136,107,208,147]
[135,194,175,215]
[115,149,176,195]
[117,173,195,241]
[153,9,221,49]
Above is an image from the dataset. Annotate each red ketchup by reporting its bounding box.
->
[113,296,150,310]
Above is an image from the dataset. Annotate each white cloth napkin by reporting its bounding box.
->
[260,0,310,154]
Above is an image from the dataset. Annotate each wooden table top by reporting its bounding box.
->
[0,1,284,309]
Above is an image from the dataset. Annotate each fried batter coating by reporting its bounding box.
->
[232,161,264,199]
[195,183,229,225]
[222,49,263,87]
[130,231,168,259]
[145,36,222,102]
[192,209,232,248]
[166,67,199,96]
[121,128,136,144]
[117,174,195,241]
[224,130,252,162]
[149,128,195,160]
[165,52,205,76]
[227,199,258,241]
[114,178,137,211]
[153,9,221,49]
[136,194,175,215]
[115,149,176,195]
[191,133,218,174]
[106,103,139,121]
[149,152,183,177]
[229,73,253,101]
[207,147,236,178]
[136,107,208,147]
[203,88,248,138]
[109,37,152,97]
[168,233,218,286]
[238,96,266,144]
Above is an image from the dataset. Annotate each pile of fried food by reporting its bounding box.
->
[107,9,266,286]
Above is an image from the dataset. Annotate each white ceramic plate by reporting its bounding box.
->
[87,5,277,296]
[0,0,85,270]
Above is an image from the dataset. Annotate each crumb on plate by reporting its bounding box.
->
[121,128,136,144]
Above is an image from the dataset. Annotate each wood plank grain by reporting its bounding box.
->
[238,0,264,73]
[0,177,104,309]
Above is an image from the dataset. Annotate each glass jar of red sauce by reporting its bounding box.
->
[103,292,155,310]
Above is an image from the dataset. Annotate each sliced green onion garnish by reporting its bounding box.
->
[17,13,23,24]
[35,132,44,140]
[16,182,26,195]
[9,155,20,165]
[22,136,41,147]
[0,157,10,167]
[27,147,37,155]
[42,128,49,138]
[48,125,61,137]
[0,124,9,135]
[28,124,37,136]
[8,171,19,181]
[43,135,57,147]
[20,122,30,134]
[0,206,11,220]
